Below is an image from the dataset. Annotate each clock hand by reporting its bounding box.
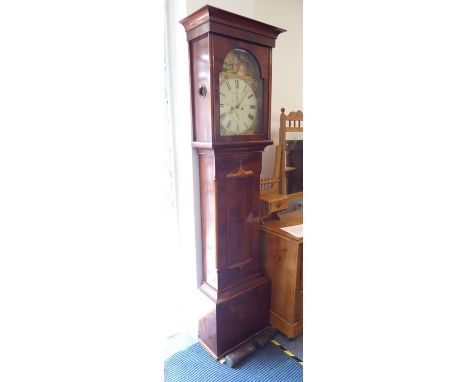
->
[226,106,240,123]
[238,87,250,106]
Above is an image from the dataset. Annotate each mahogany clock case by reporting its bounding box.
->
[180,5,286,359]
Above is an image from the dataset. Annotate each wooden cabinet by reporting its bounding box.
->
[260,209,303,338]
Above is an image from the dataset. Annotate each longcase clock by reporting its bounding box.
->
[180,5,285,359]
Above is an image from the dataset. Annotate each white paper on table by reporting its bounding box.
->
[280,224,303,238]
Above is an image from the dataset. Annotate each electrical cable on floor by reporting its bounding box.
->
[270,339,303,366]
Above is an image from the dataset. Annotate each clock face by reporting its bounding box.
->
[219,77,257,135]
[218,49,263,136]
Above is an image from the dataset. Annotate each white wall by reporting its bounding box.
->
[165,0,203,338]
[186,0,303,176]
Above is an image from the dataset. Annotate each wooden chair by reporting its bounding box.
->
[279,107,303,197]
[260,107,303,222]
[259,144,288,222]
[260,145,281,195]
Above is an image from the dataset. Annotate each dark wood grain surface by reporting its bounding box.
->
[180,5,285,359]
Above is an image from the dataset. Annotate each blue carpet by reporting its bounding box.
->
[164,342,303,382]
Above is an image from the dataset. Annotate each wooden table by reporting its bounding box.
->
[260,209,303,338]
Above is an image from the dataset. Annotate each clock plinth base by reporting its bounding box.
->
[197,275,270,359]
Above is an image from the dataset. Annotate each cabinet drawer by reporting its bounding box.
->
[270,199,288,212]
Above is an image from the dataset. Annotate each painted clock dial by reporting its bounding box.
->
[219,49,263,136]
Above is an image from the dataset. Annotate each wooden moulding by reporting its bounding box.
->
[270,311,303,339]
[180,5,286,47]
[192,140,274,152]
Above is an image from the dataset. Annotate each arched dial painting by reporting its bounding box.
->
[218,49,263,136]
